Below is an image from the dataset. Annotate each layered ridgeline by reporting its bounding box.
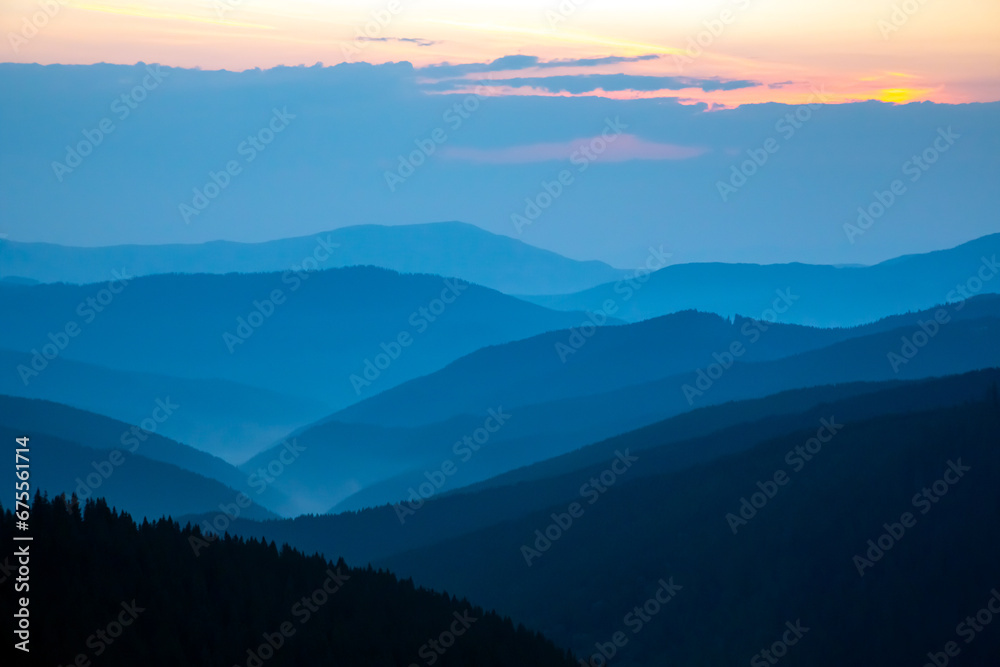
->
[5,219,998,326]
[329,295,1000,428]
[0,348,327,464]
[0,221,620,295]
[0,395,290,517]
[195,369,1000,569]
[242,296,1000,514]
[524,233,1000,326]
[375,399,1000,666]
[0,267,593,457]
[0,421,276,521]
[181,374,1000,665]
[0,495,575,666]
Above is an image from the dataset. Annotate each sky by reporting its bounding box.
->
[3,0,1000,107]
[1,1,998,267]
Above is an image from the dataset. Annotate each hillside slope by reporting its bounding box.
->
[0,220,621,294]
[0,267,596,414]
[379,400,1000,666]
[0,425,276,520]
[248,313,1000,513]
[525,233,1000,326]
[0,349,326,463]
[0,394,291,514]
[0,494,575,666]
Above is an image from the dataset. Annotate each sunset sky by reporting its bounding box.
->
[3,0,998,265]
[3,0,999,107]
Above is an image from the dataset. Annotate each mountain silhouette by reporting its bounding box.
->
[372,399,1000,665]
[525,233,1000,326]
[0,221,620,294]
[0,394,292,514]
[248,298,1000,512]
[0,267,600,421]
[200,370,1000,571]
[0,422,276,521]
[0,493,576,666]
[0,348,327,463]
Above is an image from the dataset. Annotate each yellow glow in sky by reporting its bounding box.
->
[2,0,998,105]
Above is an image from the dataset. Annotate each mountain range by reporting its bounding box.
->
[524,232,1000,326]
[0,265,596,457]
[0,221,621,295]
[239,295,999,514]
[6,222,999,666]
[179,370,1000,665]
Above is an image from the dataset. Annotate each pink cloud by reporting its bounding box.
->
[439,134,707,164]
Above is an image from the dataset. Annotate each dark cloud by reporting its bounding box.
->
[419,54,661,78]
[419,55,538,77]
[364,37,438,46]
[5,61,994,269]
[423,73,760,94]
[768,80,796,89]
[535,54,661,68]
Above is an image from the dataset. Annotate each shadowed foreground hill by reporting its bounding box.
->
[379,399,1000,666]
[200,370,1000,568]
[0,494,575,667]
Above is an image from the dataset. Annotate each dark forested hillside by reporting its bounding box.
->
[0,494,575,667]
[376,399,1000,666]
[190,371,1000,580]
